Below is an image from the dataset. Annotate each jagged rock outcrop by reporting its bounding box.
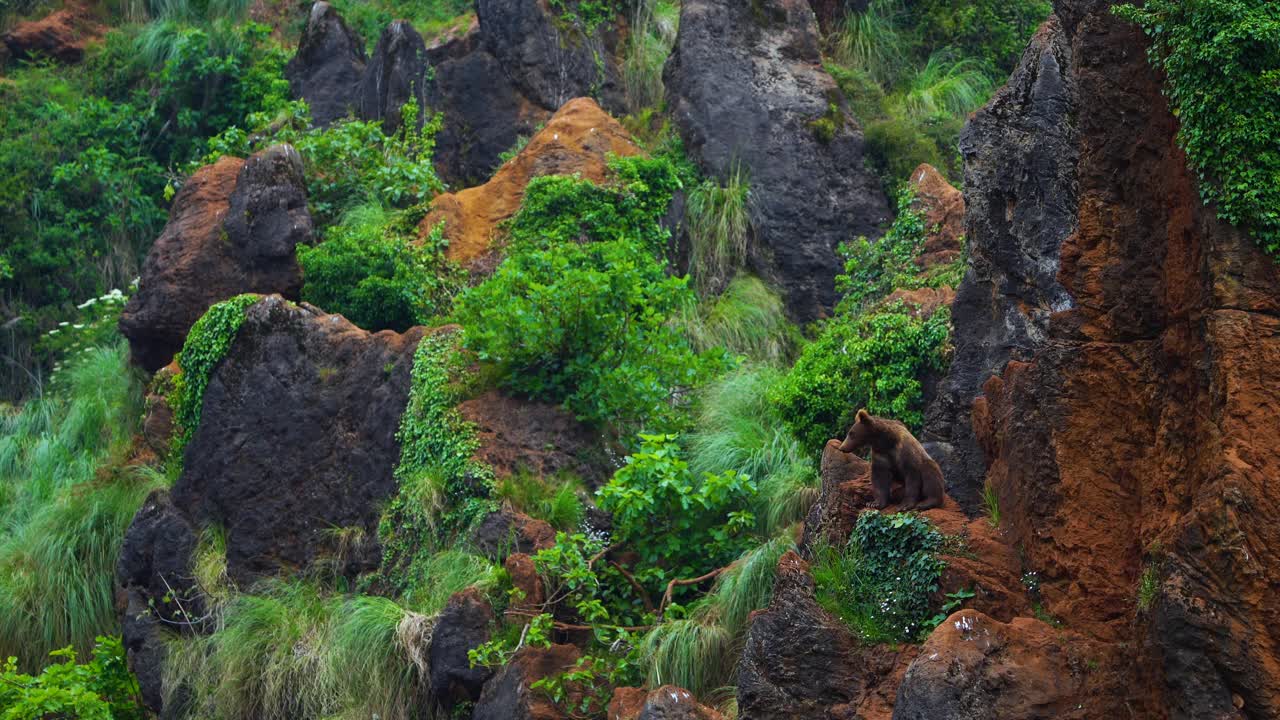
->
[359,20,429,134]
[664,0,890,321]
[908,163,965,270]
[285,1,367,125]
[425,21,549,187]
[118,297,425,711]
[119,146,310,371]
[469,508,557,560]
[609,686,725,720]
[2,3,103,63]
[915,0,1280,716]
[472,644,583,720]
[430,588,496,711]
[419,97,641,267]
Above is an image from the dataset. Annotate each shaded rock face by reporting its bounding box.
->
[420,97,641,268]
[460,388,612,486]
[469,508,557,560]
[285,1,367,126]
[119,146,310,372]
[807,0,868,31]
[2,3,103,63]
[635,686,725,720]
[918,0,1280,716]
[359,20,429,134]
[907,163,965,271]
[893,611,1107,720]
[475,0,625,114]
[473,643,583,720]
[430,588,496,712]
[664,0,890,321]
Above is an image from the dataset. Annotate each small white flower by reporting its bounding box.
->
[72,324,84,330]
[77,298,97,309]
[58,322,69,327]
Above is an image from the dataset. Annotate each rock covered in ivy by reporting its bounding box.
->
[359,20,429,134]
[475,0,626,115]
[430,588,496,712]
[664,0,890,321]
[120,145,310,371]
[286,1,367,126]
[472,643,583,720]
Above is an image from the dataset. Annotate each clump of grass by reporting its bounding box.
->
[829,0,908,85]
[982,481,1001,528]
[0,341,161,669]
[1137,563,1161,613]
[622,0,680,110]
[494,470,586,531]
[399,549,500,616]
[685,366,818,536]
[686,163,752,294]
[677,275,801,366]
[192,525,233,604]
[642,533,792,696]
[897,50,996,120]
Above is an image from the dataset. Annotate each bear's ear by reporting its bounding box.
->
[856,408,871,424]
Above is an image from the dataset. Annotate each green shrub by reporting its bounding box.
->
[597,434,757,585]
[830,0,909,86]
[0,636,145,720]
[1115,0,1280,255]
[494,471,586,531]
[455,157,728,437]
[771,305,951,451]
[812,512,946,642]
[862,115,948,188]
[299,206,462,331]
[622,0,679,110]
[324,0,472,51]
[686,163,752,294]
[907,0,1051,74]
[677,275,800,367]
[170,294,260,460]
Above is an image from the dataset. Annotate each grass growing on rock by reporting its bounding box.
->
[686,162,752,293]
[677,275,801,366]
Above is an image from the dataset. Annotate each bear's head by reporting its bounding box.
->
[837,409,875,453]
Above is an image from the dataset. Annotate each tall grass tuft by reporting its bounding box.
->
[677,275,800,367]
[897,51,996,120]
[164,581,434,720]
[622,0,680,110]
[0,341,157,669]
[830,0,909,86]
[685,366,819,536]
[686,164,752,294]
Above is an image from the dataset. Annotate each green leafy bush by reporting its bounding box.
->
[677,275,800,366]
[170,294,260,460]
[771,305,951,451]
[1115,0,1280,255]
[494,472,586,531]
[299,206,462,331]
[455,157,727,437]
[0,636,145,720]
[324,0,472,51]
[812,511,946,642]
[837,186,928,311]
[597,434,757,584]
[907,0,1052,75]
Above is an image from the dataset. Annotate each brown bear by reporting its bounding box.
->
[836,409,946,511]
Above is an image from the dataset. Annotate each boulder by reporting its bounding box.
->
[664,0,890,321]
[460,389,611,486]
[636,686,724,720]
[359,20,429,134]
[504,552,546,616]
[469,508,557,560]
[472,643,583,720]
[120,145,310,372]
[893,611,1099,720]
[475,0,626,114]
[2,3,103,63]
[907,163,965,270]
[924,0,1280,715]
[430,588,496,711]
[419,97,641,268]
[286,1,367,126]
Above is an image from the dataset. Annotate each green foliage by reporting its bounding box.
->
[531,644,642,719]
[1115,0,1280,255]
[907,0,1051,74]
[771,305,951,451]
[622,0,679,110]
[1136,561,1162,613]
[299,206,463,331]
[598,434,757,583]
[830,0,909,86]
[686,163,752,293]
[324,0,472,52]
[170,294,260,460]
[494,471,586,531]
[379,330,496,597]
[469,613,552,669]
[456,157,728,438]
[685,367,818,536]
[0,636,145,720]
[547,0,620,34]
[812,512,947,643]
[982,482,1001,528]
[163,581,433,720]
[677,275,801,367]
[0,342,160,668]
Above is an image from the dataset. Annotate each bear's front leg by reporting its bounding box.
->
[870,455,894,509]
[900,468,922,510]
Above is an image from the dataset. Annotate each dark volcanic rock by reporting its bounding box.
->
[736,551,863,718]
[286,1,367,126]
[469,508,557,560]
[636,686,724,720]
[359,20,429,134]
[173,297,423,582]
[808,0,868,31]
[472,643,582,720]
[921,19,1076,511]
[120,145,310,372]
[430,588,495,712]
[475,0,625,114]
[425,24,549,187]
[664,0,890,321]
